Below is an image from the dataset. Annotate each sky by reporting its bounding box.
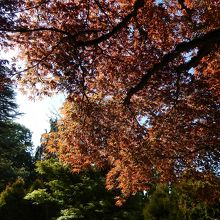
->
[16,92,65,150]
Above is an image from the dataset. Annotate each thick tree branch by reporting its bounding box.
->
[0,0,144,47]
[124,28,220,104]
[176,46,212,73]
[77,0,144,46]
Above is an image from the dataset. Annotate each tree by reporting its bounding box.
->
[0,121,34,190]
[0,0,219,199]
[175,170,220,220]
[0,178,54,220]
[0,61,34,190]
[143,185,183,220]
[0,60,19,121]
[25,159,145,219]
[143,174,220,220]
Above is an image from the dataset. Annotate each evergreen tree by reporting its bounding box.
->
[143,175,220,220]
[175,171,220,220]
[0,60,34,190]
[0,178,56,220]
[0,60,19,121]
[143,185,183,220]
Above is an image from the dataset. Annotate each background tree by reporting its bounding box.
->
[0,178,56,220]
[143,173,220,220]
[0,60,19,121]
[25,159,145,220]
[143,185,183,220]
[175,170,220,220]
[0,0,219,200]
[0,61,34,190]
[0,121,34,190]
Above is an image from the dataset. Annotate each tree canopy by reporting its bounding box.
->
[0,0,219,200]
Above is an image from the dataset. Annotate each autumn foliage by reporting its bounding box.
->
[1,0,219,201]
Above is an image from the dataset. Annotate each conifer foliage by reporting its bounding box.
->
[0,60,18,121]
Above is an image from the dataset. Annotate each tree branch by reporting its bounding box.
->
[124,28,220,104]
[0,0,144,48]
[176,46,212,73]
[77,0,144,46]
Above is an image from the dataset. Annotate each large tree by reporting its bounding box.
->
[0,0,219,199]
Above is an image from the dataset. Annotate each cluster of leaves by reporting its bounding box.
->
[1,165,219,220]
[175,170,220,219]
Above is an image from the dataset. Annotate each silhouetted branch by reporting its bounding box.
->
[0,0,144,47]
[124,28,220,104]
